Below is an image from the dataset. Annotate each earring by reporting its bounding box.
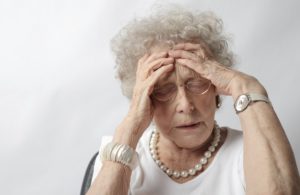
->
[217,101,222,108]
[216,95,222,108]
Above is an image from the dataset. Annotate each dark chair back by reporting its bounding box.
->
[80,152,99,195]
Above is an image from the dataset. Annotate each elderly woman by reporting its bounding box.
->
[87,6,300,195]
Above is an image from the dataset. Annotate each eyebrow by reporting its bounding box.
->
[155,68,204,87]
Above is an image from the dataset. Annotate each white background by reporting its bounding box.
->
[0,0,299,194]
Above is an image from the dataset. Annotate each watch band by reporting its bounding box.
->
[248,93,269,102]
[234,93,271,113]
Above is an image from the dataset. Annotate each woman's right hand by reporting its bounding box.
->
[127,52,174,136]
[113,51,174,147]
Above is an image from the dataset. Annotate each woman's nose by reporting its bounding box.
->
[175,86,195,114]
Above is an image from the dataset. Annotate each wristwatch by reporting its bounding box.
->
[234,93,270,113]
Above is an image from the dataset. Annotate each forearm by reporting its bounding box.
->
[87,162,132,195]
[87,117,142,195]
[232,78,300,194]
[240,102,300,194]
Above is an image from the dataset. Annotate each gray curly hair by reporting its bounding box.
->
[111,5,235,99]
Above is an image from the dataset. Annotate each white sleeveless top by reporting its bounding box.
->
[92,127,246,195]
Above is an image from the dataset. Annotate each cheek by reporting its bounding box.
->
[153,103,175,129]
[193,90,216,116]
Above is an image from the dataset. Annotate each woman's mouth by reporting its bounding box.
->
[176,122,201,130]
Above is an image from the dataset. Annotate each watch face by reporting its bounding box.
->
[235,94,250,112]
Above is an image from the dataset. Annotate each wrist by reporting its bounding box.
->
[113,115,145,149]
[230,75,267,101]
[234,93,271,114]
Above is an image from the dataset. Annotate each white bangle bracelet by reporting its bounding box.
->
[100,142,138,170]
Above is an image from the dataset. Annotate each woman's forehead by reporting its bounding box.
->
[176,64,201,79]
[156,64,202,84]
[150,42,202,83]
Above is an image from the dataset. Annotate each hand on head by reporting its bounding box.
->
[127,51,174,134]
[168,42,266,97]
[127,41,266,139]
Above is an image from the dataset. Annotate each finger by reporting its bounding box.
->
[150,57,174,71]
[173,42,213,59]
[137,52,167,71]
[144,57,174,78]
[176,58,208,78]
[146,64,174,95]
[168,50,198,61]
[144,51,168,65]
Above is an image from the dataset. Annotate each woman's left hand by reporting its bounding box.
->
[168,42,267,99]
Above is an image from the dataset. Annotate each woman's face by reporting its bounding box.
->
[151,43,217,149]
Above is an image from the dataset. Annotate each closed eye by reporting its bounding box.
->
[153,83,176,95]
[186,79,211,93]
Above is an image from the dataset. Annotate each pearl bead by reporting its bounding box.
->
[166,169,173,176]
[173,171,180,178]
[181,171,188,177]
[200,157,208,164]
[151,135,157,139]
[149,124,222,179]
[160,165,167,171]
[150,149,156,155]
[208,146,215,152]
[188,168,196,175]
[152,154,158,160]
[204,151,212,158]
[195,163,202,171]
[155,160,162,166]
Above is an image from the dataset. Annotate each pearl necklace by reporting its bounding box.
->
[149,124,221,178]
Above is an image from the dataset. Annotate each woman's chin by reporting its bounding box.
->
[172,123,213,147]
